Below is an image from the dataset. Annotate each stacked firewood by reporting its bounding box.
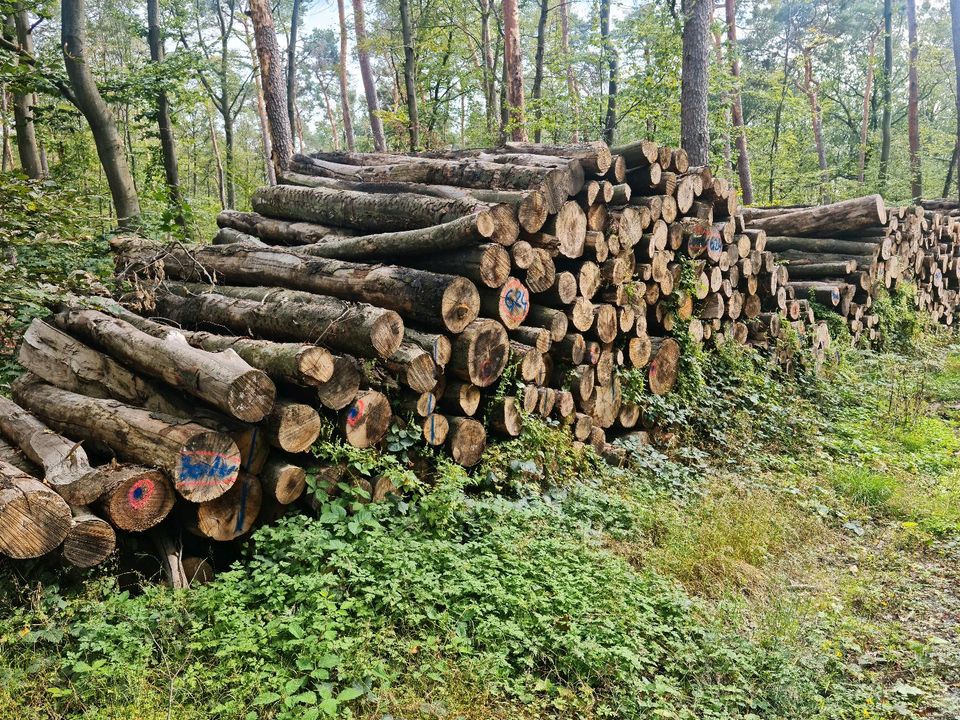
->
[0,139,831,570]
[743,196,960,342]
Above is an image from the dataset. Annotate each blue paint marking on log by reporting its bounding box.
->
[234,477,250,533]
[179,452,239,484]
[504,288,528,316]
[429,413,435,444]
[244,427,258,470]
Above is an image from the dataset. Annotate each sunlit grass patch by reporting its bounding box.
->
[831,466,897,509]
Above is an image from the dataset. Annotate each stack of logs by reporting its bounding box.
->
[0,139,831,571]
[744,195,960,341]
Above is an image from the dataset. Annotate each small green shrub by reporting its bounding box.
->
[831,466,897,509]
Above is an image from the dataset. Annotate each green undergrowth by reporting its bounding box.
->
[3,289,960,718]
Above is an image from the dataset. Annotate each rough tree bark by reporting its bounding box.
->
[680,0,711,165]
[479,0,500,136]
[353,0,387,151]
[62,0,141,228]
[906,0,922,200]
[399,0,419,150]
[502,0,527,141]
[725,0,753,204]
[240,14,276,186]
[147,0,185,228]
[531,0,548,143]
[248,0,293,176]
[336,0,356,151]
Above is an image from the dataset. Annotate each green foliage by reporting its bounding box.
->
[872,284,924,353]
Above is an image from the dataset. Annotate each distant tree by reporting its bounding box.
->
[906,0,921,200]
[248,0,293,175]
[399,0,419,149]
[878,0,893,190]
[353,0,386,150]
[5,9,42,178]
[725,0,753,203]
[62,0,141,228]
[952,0,960,200]
[502,0,526,141]
[335,0,355,151]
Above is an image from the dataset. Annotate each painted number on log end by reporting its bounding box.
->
[235,477,251,533]
[502,282,529,320]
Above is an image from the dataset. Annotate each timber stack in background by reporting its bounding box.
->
[5,138,942,578]
[744,196,960,340]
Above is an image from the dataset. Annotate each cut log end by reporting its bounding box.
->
[342,390,393,448]
[63,508,117,568]
[447,417,486,466]
[441,277,482,333]
[227,370,277,422]
[0,462,72,559]
[174,432,242,502]
[97,466,176,532]
[192,472,263,542]
[648,338,681,395]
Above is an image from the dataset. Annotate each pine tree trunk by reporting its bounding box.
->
[680,0,711,165]
[241,15,276,185]
[287,0,301,139]
[600,0,617,144]
[803,51,829,203]
[249,0,293,176]
[61,0,141,228]
[353,0,387,151]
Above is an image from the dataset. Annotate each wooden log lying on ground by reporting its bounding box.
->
[12,378,241,503]
[62,506,116,568]
[745,195,887,237]
[94,464,176,531]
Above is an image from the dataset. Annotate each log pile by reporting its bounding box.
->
[0,139,833,571]
[744,196,960,341]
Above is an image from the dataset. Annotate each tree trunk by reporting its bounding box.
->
[353,0,387,151]
[600,0,616,144]
[7,12,42,178]
[241,14,276,185]
[147,0,185,228]
[61,0,141,228]
[502,0,527,141]
[56,308,276,422]
[906,0,922,200]
[479,0,500,136]
[768,46,790,202]
[336,0,356,151]
[208,110,228,207]
[287,0,301,139]
[680,0,711,165]
[858,29,879,185]
[185,471,262,541]
[399,0,419,150]
[953,0,960,201]
[249,0,293,176]
[531,0,548,143]
[725,0,752,203]
[0,459,71,559]
[879,0,893,191]
[12,380,241,503]
[1,85,12,172]
[802,50,829,203]
[157,282,404,359]
[559,0,579,142]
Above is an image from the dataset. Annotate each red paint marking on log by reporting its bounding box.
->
[347,399,365,427]
[127,477,155,510]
